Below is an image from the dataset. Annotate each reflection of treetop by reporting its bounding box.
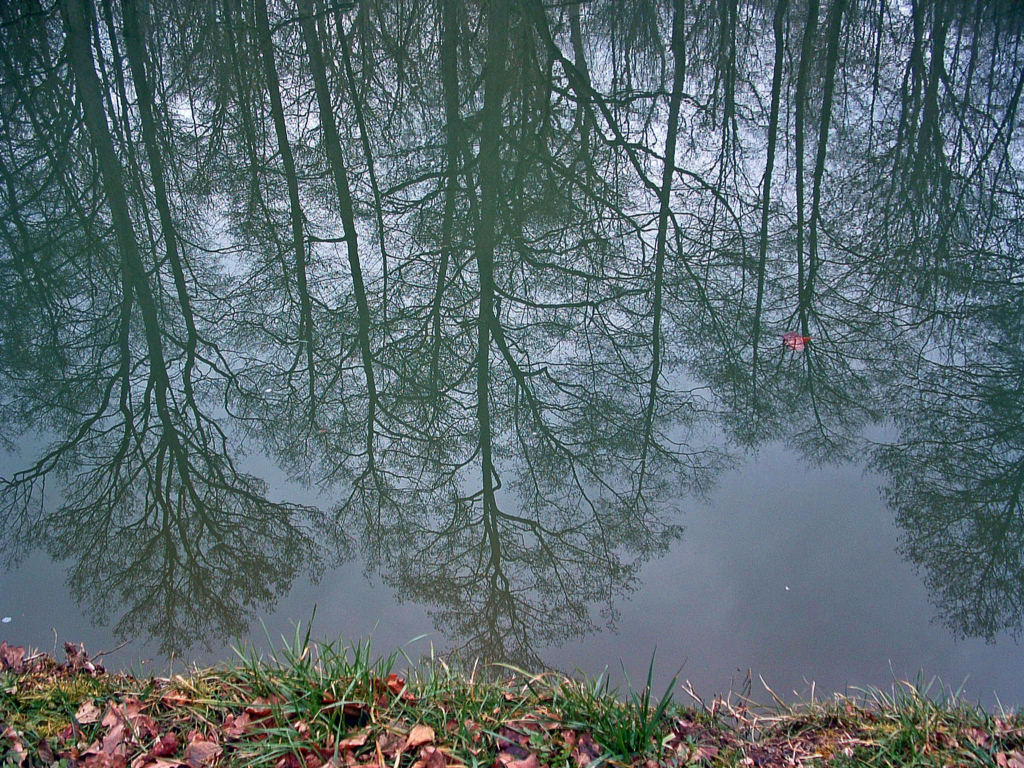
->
[0,0,1021,655]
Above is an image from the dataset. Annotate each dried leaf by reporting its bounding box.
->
[132,758,185,768]
[82,754,127,768]
[532,708,561,723]
[222,712,251,739]
[385,674,406,696]
[337,730,370,749]
[134,716,160,740]
[101,721,128,757]
[697,744,720,761]
[411,746,446,768]
[996,720,1024,738]
[461,720,482,746]
[404,725,435,751]
[2,726,28,766]
[385,674,415,702]
[37,737,56,765]
[496,727,528,749]
[0,642,26,673]
[422,746,446,768]
[571,733,600,768]
[77,701,103,724]
[160,691,190,708]
[245,696,283,718]
[963,726,990,747]
[495,753,539,768]
[934,731,959,750]
[498,744,529,760]
[376,731,403,759]
[150,732,179,758]
[184,740,221,768]
[102,703,122,729]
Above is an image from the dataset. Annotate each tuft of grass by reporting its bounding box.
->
[552,655,677,758]
[3,635,1023,768]
[1,667,123,737]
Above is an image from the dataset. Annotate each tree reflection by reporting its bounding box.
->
[874,291,1024,641]
[1,0,1023,659]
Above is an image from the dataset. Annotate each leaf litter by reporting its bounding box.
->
[2,639,1024,767]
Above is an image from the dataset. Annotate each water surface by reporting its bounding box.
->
[1,0,1022,704]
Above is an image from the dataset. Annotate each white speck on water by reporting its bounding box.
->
[1,617,11,623]
[784,586,790,591]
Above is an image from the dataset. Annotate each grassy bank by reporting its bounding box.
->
[2,633,1022,768]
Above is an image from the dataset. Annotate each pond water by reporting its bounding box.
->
[1,0,1022,704]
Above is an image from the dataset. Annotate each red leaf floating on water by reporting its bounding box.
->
[782,332,811,351]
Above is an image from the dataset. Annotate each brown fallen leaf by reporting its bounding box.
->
[404,725,435,751]
[37,737,56,765]
[132,759,185,768]
[77,701,103,724]
[183,740,221,768]
[337,730,370,749]
[149,732,179,758]
[385,674,415,702]
[385,674,405,695]
[0,642,26,673]
[497,744,529,760]
[101,720,128,757]
[996,720,1024,738]
[996,752,1024,768]
[132,718,160,740]
[570,732,600,768]
[2,725,28,766]
[160,691,190,708]
[532,708,561,723]
[934,731,959,750]
[696,744,720,761]
[102,704,122,730]
[82,754,127,768]
[245,696,283,718]
[410,745,446,768]
[963,726,990,748]
[495,753,540,768]
[376,731,403,759]
[222,712,251,740]
[495,726,530,751]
